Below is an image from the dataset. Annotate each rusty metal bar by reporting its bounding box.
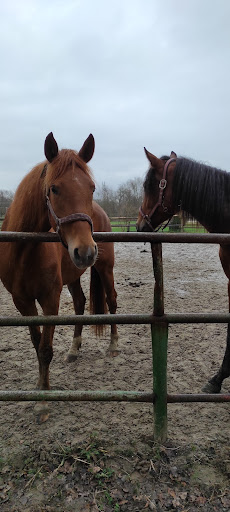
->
[0,313,155,326]
[165,313,230,323]
[0,312,230,327]
[0,390,154,402]
[167,394,230,403]
[2,231,230,244]
[0,390,230,403]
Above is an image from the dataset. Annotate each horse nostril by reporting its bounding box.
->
[74,248,79,260]
[73,246,97,264]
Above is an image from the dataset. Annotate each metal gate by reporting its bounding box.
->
[1,230,230,442]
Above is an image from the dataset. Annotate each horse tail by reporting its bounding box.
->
[90,266,108,336]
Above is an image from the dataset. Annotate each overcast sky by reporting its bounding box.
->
[0,0,230,192]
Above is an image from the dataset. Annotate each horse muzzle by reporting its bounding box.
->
[69,242,98,269]
[136,220,152,232]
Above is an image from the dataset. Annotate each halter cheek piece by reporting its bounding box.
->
[46,193,94,250]
[139,157,176,232]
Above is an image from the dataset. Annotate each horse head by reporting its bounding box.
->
[137,149,177,232]
[44,132,98,269]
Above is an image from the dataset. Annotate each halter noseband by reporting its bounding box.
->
[46,194,93,249]
[139,157,176,231]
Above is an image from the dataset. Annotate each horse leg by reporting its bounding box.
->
[65,279,86,362]
[202,281,230,393]
[202,323,230,393]
[95,265,119,356]
[12,296,52,422]
[26,291,60,423]
[16,285,61,422]
[13,297,41,382]
[36,291,61,390]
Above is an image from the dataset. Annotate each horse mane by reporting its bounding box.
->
[143,155,230,229]
[173,158,230,227]
[4,162,48,232]
[4,149,93,233]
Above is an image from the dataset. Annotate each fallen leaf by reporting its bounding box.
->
[90,465,102,474]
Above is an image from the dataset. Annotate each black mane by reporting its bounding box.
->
[173,158,230,230]
[143,156,230,231]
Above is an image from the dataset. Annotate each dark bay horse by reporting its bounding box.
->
[0,133,118,420]
[137,148,230,394]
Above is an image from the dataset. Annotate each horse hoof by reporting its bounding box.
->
[65,353,78,363]
[36,412,49,424]
[108,335,119,357]
[34,402,49,423]
[202,382,221,394]
[108,349,120,358]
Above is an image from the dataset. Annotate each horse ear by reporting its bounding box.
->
[170,151,177,158]
[144,148,161,169]
[44,132,59,162]
[78,134,95,163]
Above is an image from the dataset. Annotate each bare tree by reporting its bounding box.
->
[94,182,118,216]
[0,190,14,216]
[117,178,143,217]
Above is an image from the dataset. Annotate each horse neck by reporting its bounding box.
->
[173,158,230,233]
[4,163,50,233]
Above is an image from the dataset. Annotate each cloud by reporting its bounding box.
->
[0,0,230,191]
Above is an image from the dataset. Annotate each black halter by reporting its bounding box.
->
[139,157,176,231]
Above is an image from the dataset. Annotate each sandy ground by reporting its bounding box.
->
[0,241,229,445]
[1,240,230,510]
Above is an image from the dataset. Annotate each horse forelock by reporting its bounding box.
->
[44,149,93,190]
[143,156,170,199]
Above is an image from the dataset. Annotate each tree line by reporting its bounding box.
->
[94,177,143,217]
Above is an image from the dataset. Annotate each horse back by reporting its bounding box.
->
[92,201,114,269]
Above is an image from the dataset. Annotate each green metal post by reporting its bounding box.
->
[151,243,168,442]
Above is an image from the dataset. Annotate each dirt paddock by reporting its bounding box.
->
[1,241,230,511]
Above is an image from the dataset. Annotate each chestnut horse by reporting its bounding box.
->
[137,148,230,394]
[0,133,118,420]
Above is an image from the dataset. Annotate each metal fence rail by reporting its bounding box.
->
[1,230,230,442]
[1,312,230,326]
[1,390,230,403]
[1,231,230,243]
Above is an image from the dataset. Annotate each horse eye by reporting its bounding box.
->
[51,185,59,195]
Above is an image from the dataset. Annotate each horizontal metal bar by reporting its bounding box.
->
[0,390,230,403]
[0,313,153,326]
[0,231,59,242]
[167,394,230,403]
[0,313,230,327]
[1,231,230,243]
[166,313,230,324]
[0,390,153,402]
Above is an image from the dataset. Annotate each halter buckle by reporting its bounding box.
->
[159,179,167,189]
